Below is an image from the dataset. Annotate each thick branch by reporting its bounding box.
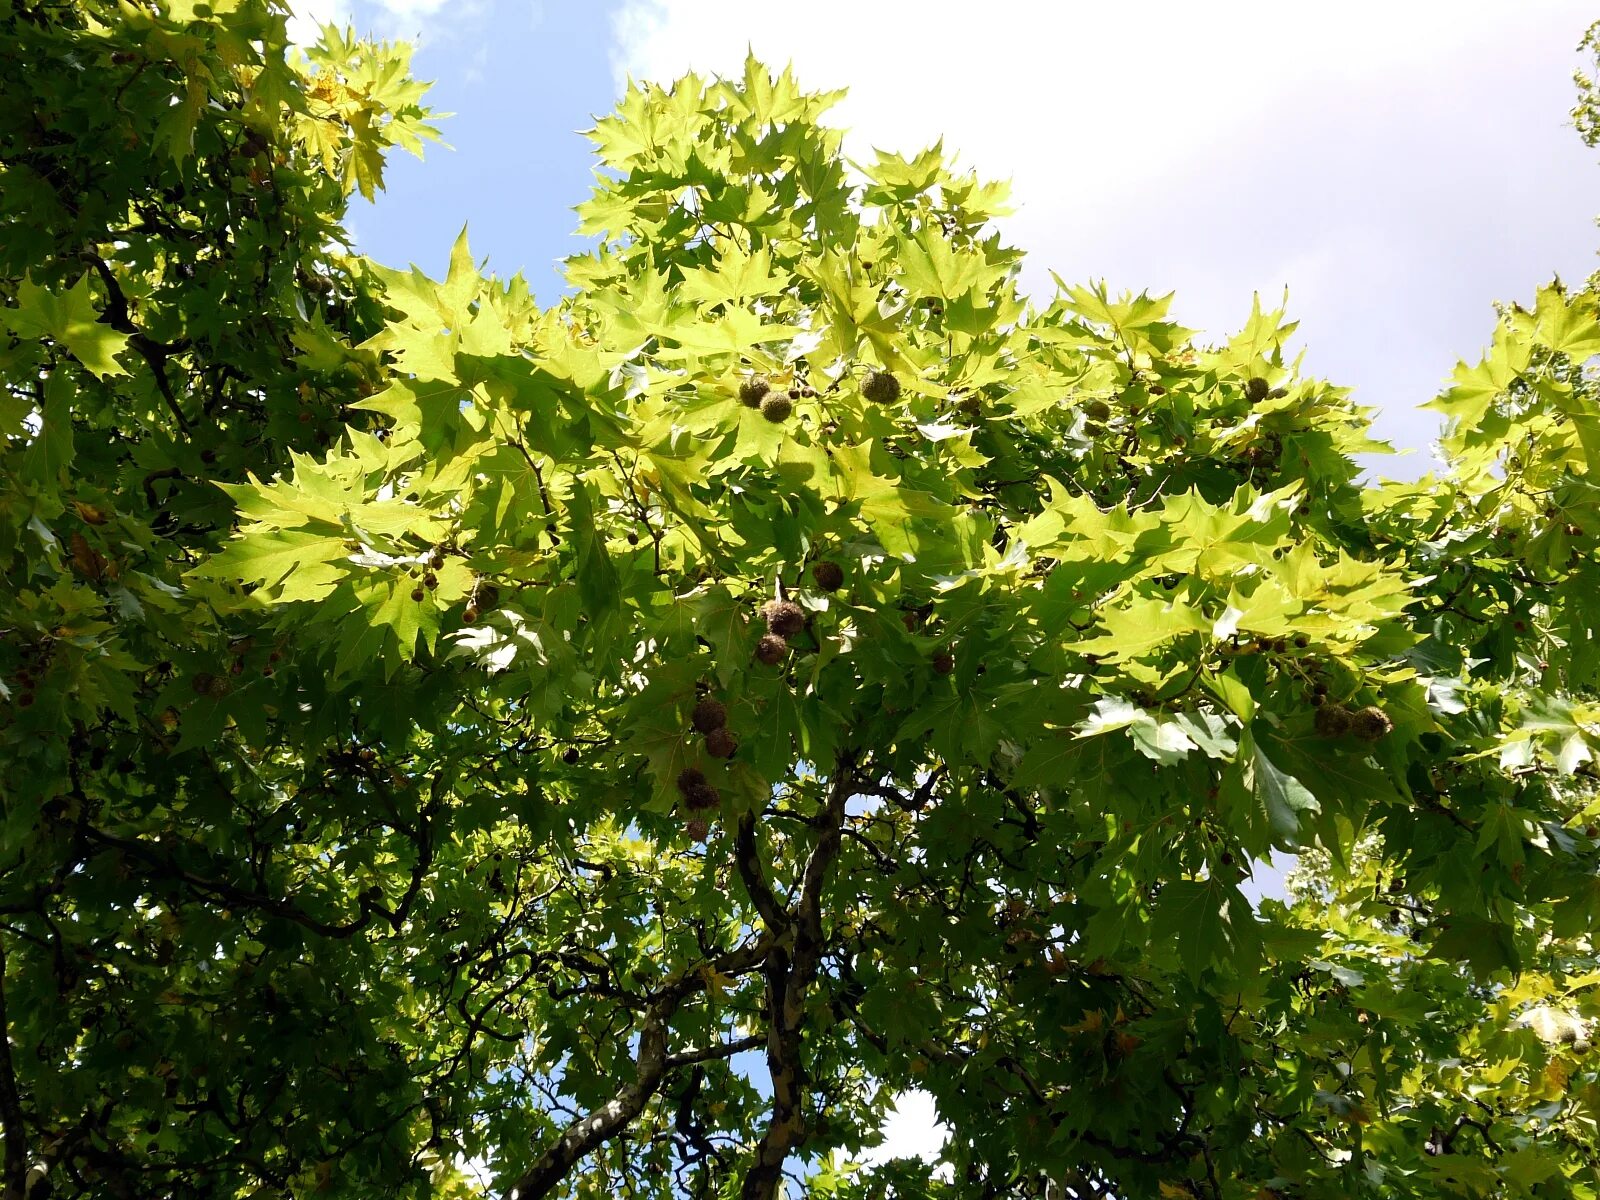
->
[740,750,859,1200]
[505,938,770,1200]
[505,990,679,1200]
[734,813,788,931]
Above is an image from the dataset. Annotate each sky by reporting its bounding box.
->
[288,0,1598,1175]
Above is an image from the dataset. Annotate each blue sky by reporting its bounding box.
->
[299,0,627,299]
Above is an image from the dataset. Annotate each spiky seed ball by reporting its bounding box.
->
[811,561,845,592]
[562,747,580,764]
[787,387,801,400]
[1245,377,1270,402]
[676,766,707,796]
[684,782,721,811]
[1083,399,1111,421]
[686,818,711,843]
[461,605,479,624]
[1352,706,1393,742]
[755,633,788,665]
[862,370,901,404]
[760,393,793,423]
[410,587,425,602]
[932,651,955,676]
[704,727,737,759]
[691,697,727,734]
[1315,704,1354,738]
[762,600,805,637]
[739,376,771,407]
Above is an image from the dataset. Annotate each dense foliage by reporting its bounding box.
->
[2,4,1598,1198]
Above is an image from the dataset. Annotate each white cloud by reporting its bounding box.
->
[285,0,350,47]
[610,0,1600,467]
[861,1088,950,1168]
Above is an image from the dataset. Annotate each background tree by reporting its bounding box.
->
[2,5,1598,1200]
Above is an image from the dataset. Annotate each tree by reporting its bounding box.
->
[2,4,1598,1198]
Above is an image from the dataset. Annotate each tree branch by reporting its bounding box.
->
[734,812,788,932]
[505,940,770,1200]
[740,750,859,1200]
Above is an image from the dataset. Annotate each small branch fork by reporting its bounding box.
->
[507,749,864,1200]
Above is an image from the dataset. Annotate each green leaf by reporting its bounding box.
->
[1151,878,1262,981]
[3,274,130,379]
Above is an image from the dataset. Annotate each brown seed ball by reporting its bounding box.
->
[684,782,721,811]
[691,698,727,734]
[739,376,771,407]
[755,633,788,665]
[704,728,737,759]
[932,651,955,675]
[676,767,707,796]
[787,387,801,400]
[1245,376,1270,402]
[686,818,711,843]
[811,561,845,591]
[461,605,479,624]
[1083,399,1111,422]
[478,585,501,609]
[410,587,425,602]
[562,747,580,764]
[1315,704,1354,738]
[1352,706,1393,742]
[862,369,901,404]
[760,393,793,423]
[762,600,805,637]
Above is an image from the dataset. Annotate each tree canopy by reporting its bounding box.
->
[2,4,1599,1199]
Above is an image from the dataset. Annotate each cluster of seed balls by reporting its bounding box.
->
[675,757,721,844]
[1314,702,1393,742]
[674,694,745,841]
[752,561,846,667]
[739,369,901,423]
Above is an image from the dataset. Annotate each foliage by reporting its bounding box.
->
[2,6,1599,1199]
